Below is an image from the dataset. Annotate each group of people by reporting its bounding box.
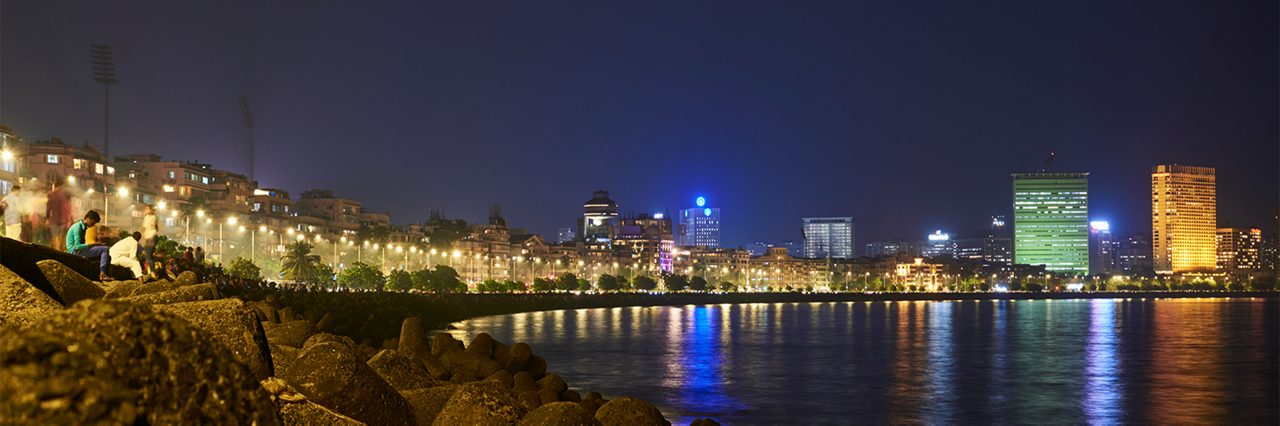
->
[57,204,165,281]
[1,181,77,250]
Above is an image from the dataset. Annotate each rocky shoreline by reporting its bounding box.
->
[0,252,714,424]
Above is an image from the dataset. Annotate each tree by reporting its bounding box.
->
[315,263,337,287]
[597,274,621,291]
[555,273,579,291]
[532,277,555,292]
[226,257,261,280]
[689,276,708,292]
[719,281,735,292]
[281,242,323,284]
[411,269,434,290]
[577,278,591,291]
[503,280,525,292]
[634,276,658,291]
[338,262,384,290]
[428,265,466,293]
[664,274,689,291]
[386,269,413,291]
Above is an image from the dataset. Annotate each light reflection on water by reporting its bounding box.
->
[454,299,1278,425]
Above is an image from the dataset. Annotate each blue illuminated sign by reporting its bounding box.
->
[703,208,712,217]
[695,196,706,207]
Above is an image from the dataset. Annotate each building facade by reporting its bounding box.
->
[802,217,854,259]
[1151,165,1217,274]
[921,230,955,258]
[1012,172,1090,274]
[580,190,619,247]
[1216,228,1262,279]
[865,240,921,258]
[1089,220,1117,276]
[678,196,720,248]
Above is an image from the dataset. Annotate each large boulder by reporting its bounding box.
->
[155,298,274,380]
[36,260,105,305]
[121,279,173,298]
[0,265,62,329]
[269,343,300,379]
[432,381,526,426]
[538,373,568,395]
[117,283,220,305]
[399,317,430,358]
[402,385,461,425]
[367,349,438,391]
[595,397,666,426]
[440,350,503,379]
[0,237,103,301]
[519,401,599,426]
[173,270,199,287]
[101,279,145,299]
[284,333,416,425]
[466,332,496,357]
[0,300,280,425]
[264,320,317,348]
[261,377,362,425]
[431,332,465,356]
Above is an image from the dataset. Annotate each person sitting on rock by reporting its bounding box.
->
[109,231,144,279]
[65,210,113,281]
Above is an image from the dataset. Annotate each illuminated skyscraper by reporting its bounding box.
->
[580,190,619,247]
[678,196,720,248]
[1088,220,1116,276]
[1216,227,1261,276]
[921,230,954,258]
[1012,172,1090,274]
[1151,165,1217,274]
[802,217,854,259]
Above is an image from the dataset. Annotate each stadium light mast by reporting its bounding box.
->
[239,96,255,181]
[89,44,118,159]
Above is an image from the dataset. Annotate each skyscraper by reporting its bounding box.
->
[580,190,618,247]
[802,217,854,259]
[1089,220,1117,276]
[1151,165,1217,274]
[921,230,955,258]
[1216,227,1262,277]
[678,196,720,248]
[1012,172,1090,274]
[984,215,1013,269]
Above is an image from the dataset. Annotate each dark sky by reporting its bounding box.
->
[3,1,1277,248]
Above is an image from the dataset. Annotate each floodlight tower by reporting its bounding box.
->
[89,44,118,158]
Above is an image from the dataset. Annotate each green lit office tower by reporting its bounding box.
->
[1012,172,1090,274]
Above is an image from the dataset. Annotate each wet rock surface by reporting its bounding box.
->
[595,397,668,426]
[432,380,527,425]
[0,265,62,329]
[36,259,105,305]
[117,282,221,305]
[156,298,275,380]
[284,333,416,425]
[520,401,600,426]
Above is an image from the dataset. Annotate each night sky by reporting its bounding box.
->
[2,1,1276,248]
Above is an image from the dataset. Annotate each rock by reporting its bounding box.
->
[484,370,515,388]
[466,333,495,357]
[519,401,599,426]
[0,300,280,425]
[36,260,105,305]
[102,279,145,299]
[538,373,568,394]
[402,385,460,425]
[493,341,513,367]
[581,392,602,402]
[432,381,526,425]
[441,350,502,379]
[126,279,172,297]
[261,377,362,425]
[285,333,415,425]
[514,372,538,393]
[278,306,296,322]
[431,332,464,356]
[315,312,335,332]
[383,338,399,350]
[367,349,437,390]
[562,390,582,403]
[0,237,105,301]
[399,317,429,355]
[251,302,280,323]
[269,343,299,379]
[264,320,317,348]
[539,388,561,404]
[422,354,451,381]
[595,397,666,426]
[450,371,479,384]
[117,283,220,305]
[0,264,62,330]
[580,399,604,416]
[510,342,533,366]
[155,298,274,380]
[528,355,548,378]
[173,270,198,287]
[518,390,542,411]
[690,418,721,426]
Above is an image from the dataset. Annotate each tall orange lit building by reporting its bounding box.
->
[1151,165,1217,274]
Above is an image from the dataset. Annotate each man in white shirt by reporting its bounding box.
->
[2,185,22,241]
[110,231,144,278]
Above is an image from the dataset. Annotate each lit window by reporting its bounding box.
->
[73,158,85,169]
[47,155,60,164]
[201,176,210,185]
[162,184,175,193]
[167,171,176,179]
[95,163,104,174]
[106,166,114,175]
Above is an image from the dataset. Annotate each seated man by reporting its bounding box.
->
[109,231,144,279]
[65,210,112,281]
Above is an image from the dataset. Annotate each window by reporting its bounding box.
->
[46,154,60,164]
[106,166,114,175]
[252,202,262,212]
[167,171,176,179]
[162,184,175,193]
[95,163,104,174]
[73,158,85,169]
[201,176,210,185]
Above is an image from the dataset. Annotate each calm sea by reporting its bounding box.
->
[452,298,1279,425]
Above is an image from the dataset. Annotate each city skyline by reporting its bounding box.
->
[1,1,1276,247]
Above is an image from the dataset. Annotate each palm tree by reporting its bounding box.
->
[280,241,322,283]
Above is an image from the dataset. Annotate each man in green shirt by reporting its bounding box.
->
[66,210,113,281]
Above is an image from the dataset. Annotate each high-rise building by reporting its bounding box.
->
[556,227,576,244]
[865,240,920,258]
[984,215,1014,269]
[580,190,619,247]
[1012,172,1090,274]
[1151,165,1217,274]
[802,217,854,259]
[614,214,675,273]
[1115,235,1154,276]
[1216,228,1262,277]
[677,196,720,248]
[921,230,955,258]
[1089,220,1117,276]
